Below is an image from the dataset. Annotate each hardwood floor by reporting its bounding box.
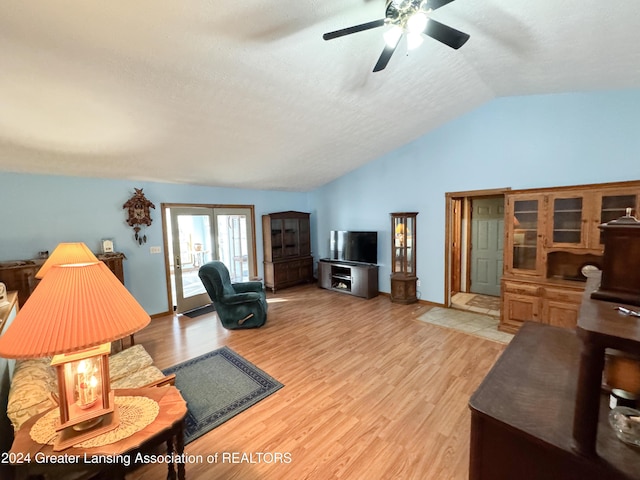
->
[128,285,506,480]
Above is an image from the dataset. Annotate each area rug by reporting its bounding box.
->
[162,347,283,444]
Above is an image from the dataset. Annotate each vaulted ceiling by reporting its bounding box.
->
[1,0,639,191]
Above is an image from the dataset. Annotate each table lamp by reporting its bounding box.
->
[0,261,150,450]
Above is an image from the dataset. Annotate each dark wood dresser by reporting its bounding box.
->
[96,252,126,284]
[0,253,126,307]
[0,260,43,307]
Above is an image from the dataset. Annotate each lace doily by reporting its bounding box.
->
[30,396,159,448]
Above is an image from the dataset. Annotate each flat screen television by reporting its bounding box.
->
[329,231,378,265]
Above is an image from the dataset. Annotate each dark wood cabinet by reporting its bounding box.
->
[471,276,640,480]
[262,211,313,292]
[390,212,418,304]
[97,252,126,285]
[469,321,640,480]
[0,260,43,307]
[317,260,378,299]
[591,211,640,306]
[0,253,126,307]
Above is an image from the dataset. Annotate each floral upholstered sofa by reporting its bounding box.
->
[6,344,170,432]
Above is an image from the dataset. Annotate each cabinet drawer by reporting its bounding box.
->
[503,281,540,296]
[544,287,584,304]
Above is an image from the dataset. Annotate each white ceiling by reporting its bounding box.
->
[1,0,639,191]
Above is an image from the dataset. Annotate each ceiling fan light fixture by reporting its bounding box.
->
[407,32,424,50]
[384,25,403,47]
[406,11,428,34]
[323,0,468,72]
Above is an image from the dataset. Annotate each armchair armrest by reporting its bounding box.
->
[221,292,261,305]
[143,373,176,388]
[233,281,264,293]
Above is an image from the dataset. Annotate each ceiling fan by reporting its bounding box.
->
[323,0,470,72]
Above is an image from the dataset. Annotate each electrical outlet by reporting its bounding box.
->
[416,280,421,287]
[150,246,161,254]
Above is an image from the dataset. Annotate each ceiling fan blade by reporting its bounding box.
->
[427,0,457,10]
[424,18,470,49]
[323,19,385,40]
[372,35,401,72]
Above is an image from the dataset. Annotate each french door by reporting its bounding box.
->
[166,205,256,313]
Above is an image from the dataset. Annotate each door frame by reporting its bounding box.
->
[161,203,258,314]
[444,188,510,307]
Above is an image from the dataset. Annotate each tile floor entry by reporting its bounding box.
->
[451,292,500,318]
[418,306,514,344]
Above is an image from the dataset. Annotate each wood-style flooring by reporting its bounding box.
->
[128,285,506,480]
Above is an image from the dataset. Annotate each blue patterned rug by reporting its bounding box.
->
[163,347,283,444]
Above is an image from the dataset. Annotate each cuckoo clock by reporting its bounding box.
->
[123,188,155,245]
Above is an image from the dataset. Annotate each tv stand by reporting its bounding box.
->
[317,259,378,299]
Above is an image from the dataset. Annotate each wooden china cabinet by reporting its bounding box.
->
[390,212,418,304]
[262,211,313,292]
[501,180,640,333]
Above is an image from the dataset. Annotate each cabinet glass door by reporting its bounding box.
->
[283,218,299,257]
[392,214,416,274]
[598,194,637,244]
[512,199,539,271]
[298,217,311,256]
[551,196,584,245]
[270,219,284,259]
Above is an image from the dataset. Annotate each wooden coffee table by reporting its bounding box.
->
[10,386,187,480]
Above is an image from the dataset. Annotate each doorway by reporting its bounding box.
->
[163,204,257,314]
[445,188,509,309]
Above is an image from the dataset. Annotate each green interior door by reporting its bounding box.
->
[470,197,504,297]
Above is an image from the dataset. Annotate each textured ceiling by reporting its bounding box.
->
[0,0,639,191]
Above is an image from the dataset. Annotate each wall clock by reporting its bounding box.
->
[123,188,156,245]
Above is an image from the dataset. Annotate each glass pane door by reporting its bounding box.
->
[512,199,538,271]
[168,207,215,313]
[283,218,300,257]
[599,194,637,243]
[270,219,283,260]
[552,197,583,244]
[214,208,255,283]
[167,206,256,313]
[392,215,415,274]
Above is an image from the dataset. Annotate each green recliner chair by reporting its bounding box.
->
[198,261,267,329]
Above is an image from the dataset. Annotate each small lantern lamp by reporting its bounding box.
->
[51,343,113,434]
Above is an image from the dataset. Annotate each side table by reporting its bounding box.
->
[572,274,640,456]
[10,386,187,480]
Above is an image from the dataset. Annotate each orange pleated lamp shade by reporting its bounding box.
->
[36,242,99,279]
[0,262,150,358]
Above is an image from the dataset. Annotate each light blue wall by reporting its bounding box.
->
[0,174,309,314]
[2,90,639,314]
[311,90,640,304]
